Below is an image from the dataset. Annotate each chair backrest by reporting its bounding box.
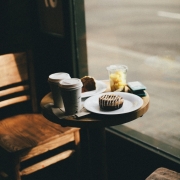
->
[0,51,38,118]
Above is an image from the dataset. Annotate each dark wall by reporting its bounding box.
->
[33,0,77,105]
[106,130,180,180]
[0,0,88,107]
[33,33,75,105]
[0,0,49,104]
[0,0,35,54]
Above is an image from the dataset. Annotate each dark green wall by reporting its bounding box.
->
[0,0,88,107]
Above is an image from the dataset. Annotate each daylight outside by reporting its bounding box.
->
[84,0,180,158]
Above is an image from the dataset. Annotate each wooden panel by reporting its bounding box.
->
[20,150,74,176]
[0,114,79,152]
[0,85,29,97]
[0,95,30,108]
[0,53,28,87]
[20,133,75,161]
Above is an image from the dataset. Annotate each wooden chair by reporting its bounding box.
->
[146,167,180,180]
[0,51,80,180]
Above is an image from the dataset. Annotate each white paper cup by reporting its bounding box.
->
[59,78,83,115]
[48,72,71,107]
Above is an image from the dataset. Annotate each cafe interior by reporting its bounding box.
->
[0,1,179,180]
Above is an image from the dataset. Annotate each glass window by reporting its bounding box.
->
[85,0,180,159]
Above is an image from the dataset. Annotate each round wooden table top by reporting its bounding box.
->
[41,80,150,128]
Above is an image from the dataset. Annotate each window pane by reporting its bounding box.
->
[85,0,180,157]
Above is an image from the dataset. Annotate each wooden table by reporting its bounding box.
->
[40,80,150,180]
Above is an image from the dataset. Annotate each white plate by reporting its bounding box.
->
[84,92,143,115]
[81,80,107,98]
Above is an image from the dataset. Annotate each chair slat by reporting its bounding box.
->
[0,53,28,87]
[0,96,30,108]
[20,150,75,176]
[20,133,75,161]
[0,85,29,97]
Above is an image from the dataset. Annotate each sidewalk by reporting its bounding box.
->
[87,40,180,151]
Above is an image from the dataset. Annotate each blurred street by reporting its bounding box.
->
[85,0,180,150]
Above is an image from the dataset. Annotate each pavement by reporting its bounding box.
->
[85,0,180,152]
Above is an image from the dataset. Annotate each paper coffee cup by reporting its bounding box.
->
[48,72,71,107]
[59,78,83,115]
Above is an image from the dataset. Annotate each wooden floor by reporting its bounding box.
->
[1,130,179,180]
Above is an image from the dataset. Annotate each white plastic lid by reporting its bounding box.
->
[59,78,83,89]
[48,72,71,83]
